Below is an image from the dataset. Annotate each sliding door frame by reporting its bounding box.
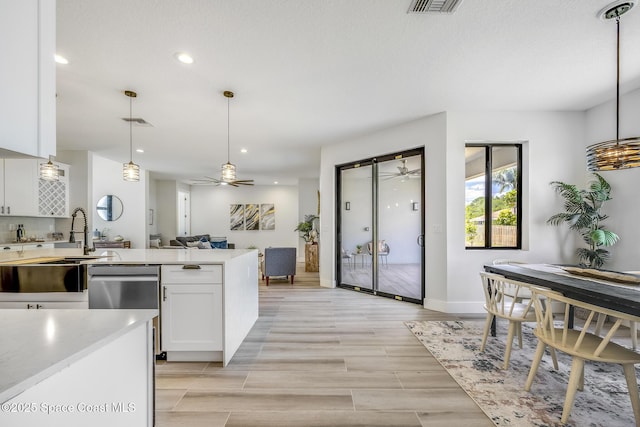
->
[335,147,425,304]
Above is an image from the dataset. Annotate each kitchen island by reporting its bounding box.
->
[0,248,260,365]
[0,309,156,427]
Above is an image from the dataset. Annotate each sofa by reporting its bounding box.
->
[167,235,235,249]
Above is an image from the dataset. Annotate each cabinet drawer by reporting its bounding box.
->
[161,264,223,284]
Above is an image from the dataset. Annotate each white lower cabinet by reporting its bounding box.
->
[161,284,222,351]
[160,264,224,361]
[1,243,54,251]
[0,301,88,309]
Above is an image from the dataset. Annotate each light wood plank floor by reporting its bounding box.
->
[155,264,492,427]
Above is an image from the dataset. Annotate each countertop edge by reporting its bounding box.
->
[0,309,157,404]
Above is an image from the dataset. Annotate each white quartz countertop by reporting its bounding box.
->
[0,309,157,403]
[0,248,258,265]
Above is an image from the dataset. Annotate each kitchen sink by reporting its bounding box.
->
[0,263,89,293]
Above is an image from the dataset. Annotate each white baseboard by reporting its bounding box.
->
[424,298,485,314]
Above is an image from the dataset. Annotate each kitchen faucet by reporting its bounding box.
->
[69,207,95,255]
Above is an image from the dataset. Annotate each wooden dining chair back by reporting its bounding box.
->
[525,286,640,425]
[479,272,538,369]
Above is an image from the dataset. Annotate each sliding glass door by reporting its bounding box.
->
[337,149,424,303]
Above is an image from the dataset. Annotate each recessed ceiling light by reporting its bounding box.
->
[273,181,279,185]
[136,149,144,153]
[240,148,248,153]
[55,54,69,64]
[174,52,194,64]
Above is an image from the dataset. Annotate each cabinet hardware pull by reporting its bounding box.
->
[7,206,9,214]
[36,304,43,309]
[182,264,202,270]
[163,286,167,301]
[1,206,3,214]
[27,304,34,309]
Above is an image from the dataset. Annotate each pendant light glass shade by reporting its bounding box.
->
[39,156,59,181]
[221,161,236,182]
[123,90,140,182]
[586,137,640,170]
[586,1,640,171]
[123,161,140,181]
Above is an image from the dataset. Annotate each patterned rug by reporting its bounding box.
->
[405,320,639,427]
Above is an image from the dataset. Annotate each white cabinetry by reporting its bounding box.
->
[0,0,56,158]
[1,243,54,251]
[160,264,223,361]
[0,159,38,216]
[0,291,88,309]
[0,159,69,217]
[0,300,88,309]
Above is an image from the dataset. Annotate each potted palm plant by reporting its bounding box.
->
[547,173,619,268]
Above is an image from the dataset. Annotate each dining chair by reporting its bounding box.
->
[524,286,640,425]
[366,240,390,266]
[491,259,532,301]
[479,272,552,370]
[341,247,353,270]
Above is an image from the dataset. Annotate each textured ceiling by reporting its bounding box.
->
[55,0,640,185]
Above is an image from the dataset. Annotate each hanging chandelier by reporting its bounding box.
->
[123,90,140,181]
[221,90,237,182]
[39,155,59,181]
[586,1,640,171]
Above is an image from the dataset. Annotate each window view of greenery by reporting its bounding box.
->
[465,145,520,248]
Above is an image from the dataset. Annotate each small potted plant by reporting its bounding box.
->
[294,215,319,244]
[356,244,362,254]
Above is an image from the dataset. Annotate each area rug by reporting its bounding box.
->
[405,320,638,427]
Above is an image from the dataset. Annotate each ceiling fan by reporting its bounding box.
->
[379,159,421,180]
[193,90,254,187]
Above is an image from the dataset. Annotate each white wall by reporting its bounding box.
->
[320,110,588,313]
[55,150,90,239]
[154,180,177,246]
[297,178,319,257]
[444,111,586,313]
[190,184,299,254]
[320,113,447,290]
[584,87,640,271]
[91,153,147,248]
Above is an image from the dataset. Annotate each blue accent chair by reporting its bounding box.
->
[262,247,296,286]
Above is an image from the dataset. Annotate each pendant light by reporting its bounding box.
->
[123,90,140,181]
[586,1,640,171]
[39,155,59,181]
[221,90,237,182]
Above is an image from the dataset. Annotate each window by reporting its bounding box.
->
[465,143,522,249]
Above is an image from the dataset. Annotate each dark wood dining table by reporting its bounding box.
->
[484,263,640,330]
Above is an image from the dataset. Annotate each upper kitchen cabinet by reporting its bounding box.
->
[0,159,38,216]
[0,159,70,217]
[0,0,56,158]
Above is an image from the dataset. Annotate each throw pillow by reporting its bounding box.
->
[210,238,228,249]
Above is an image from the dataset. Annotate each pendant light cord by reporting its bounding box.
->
[227,95,231,163]
[129,95,133,161]
[616,16,620,142]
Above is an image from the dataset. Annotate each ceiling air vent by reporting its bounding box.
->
[122,117,153,127]
[407,0,464,14]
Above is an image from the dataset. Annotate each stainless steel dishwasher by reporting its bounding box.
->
[88,265,160,309]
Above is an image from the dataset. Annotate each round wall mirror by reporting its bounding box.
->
[96,195,124,221]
